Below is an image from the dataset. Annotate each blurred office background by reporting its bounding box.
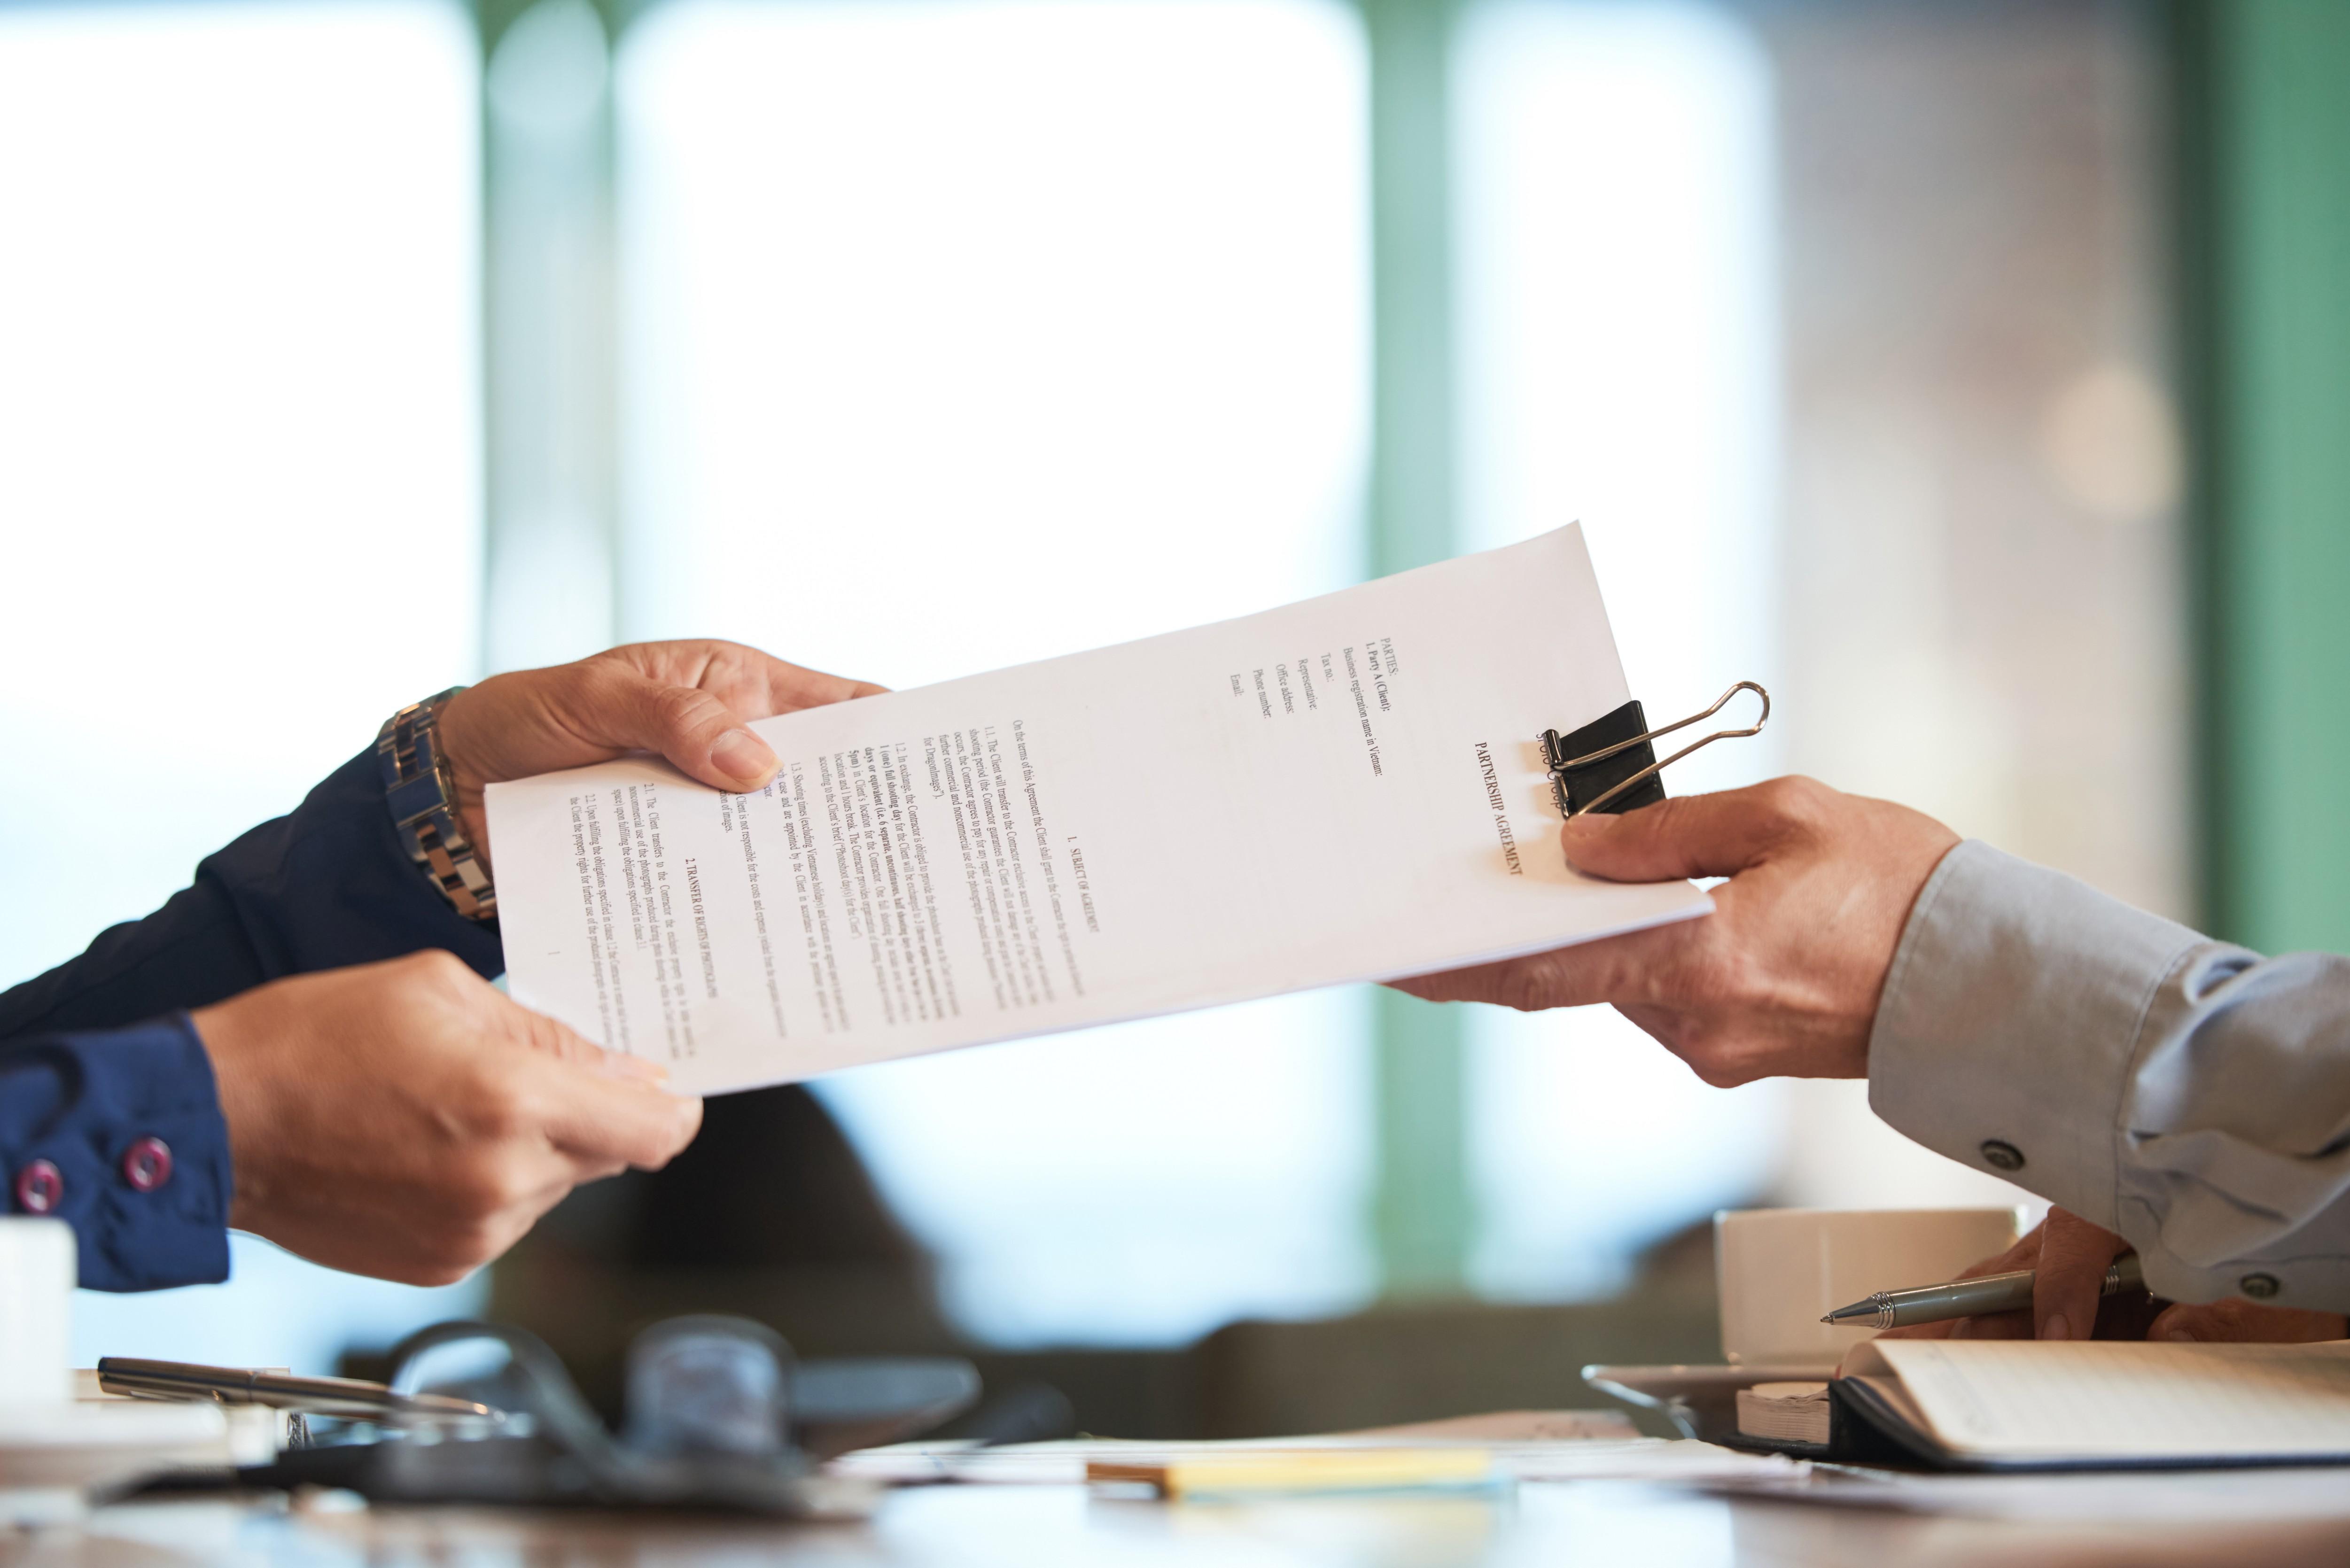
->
[2,0,2343,1428]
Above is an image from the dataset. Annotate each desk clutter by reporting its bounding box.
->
[0,1217,971,1522]
[9,1318,1792,1518]
[0,1210,1785,1521]
[1588,1206,2350,1471]
[1584,1205,2022,1453]
[11,1208,2350,1536]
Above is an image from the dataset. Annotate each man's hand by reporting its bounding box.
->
[1878,1209,2347,1344]
[191,951,702,1285]
[1391,778,1959,1084]
[435,641,884,868]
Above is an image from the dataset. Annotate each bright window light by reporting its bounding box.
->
[0,1,486,1367]
[1452,0,1788,1298]
[615,0,1374,1345]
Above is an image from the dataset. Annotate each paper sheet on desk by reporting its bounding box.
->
[1700,1466,2350,1524]
[827,1436,1802,1488]
[487,525,1712,1094]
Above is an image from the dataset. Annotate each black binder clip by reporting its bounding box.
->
[1538,682,1771,819]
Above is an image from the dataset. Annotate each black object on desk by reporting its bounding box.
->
[228,1316,980,1517]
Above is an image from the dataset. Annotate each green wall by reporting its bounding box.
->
[1362,0,1473,1296]
[2184,0,2350,954]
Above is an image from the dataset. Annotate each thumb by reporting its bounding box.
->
[576,664,780,792]
[1560,779,1823,882]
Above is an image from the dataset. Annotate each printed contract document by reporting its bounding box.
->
[489,525,1711,1094]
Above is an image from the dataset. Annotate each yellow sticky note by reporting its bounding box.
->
[1088,1447,1494,1499]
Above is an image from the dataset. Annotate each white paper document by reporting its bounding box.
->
[488,524,1711,1094]
[825,1435,1793,1489]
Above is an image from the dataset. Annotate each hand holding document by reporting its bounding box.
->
[487,525,1712,1094]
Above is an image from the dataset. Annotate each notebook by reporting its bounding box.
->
[1833,1338,2350,1470]
[1736,1381,1831,1445]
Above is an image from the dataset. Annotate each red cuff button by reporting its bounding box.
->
[15,1159,63,1214]
[122,1137,173,1193]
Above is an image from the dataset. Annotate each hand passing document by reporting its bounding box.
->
[488,525,1711,1094]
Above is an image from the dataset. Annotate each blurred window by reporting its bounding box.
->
[1452,0,1788,1297]
[613,0,1375,1344]
[0,0,486,1366]
[0,0,2178,1367]
[1742,0,2183,1206]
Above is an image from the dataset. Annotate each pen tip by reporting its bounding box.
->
[1818,1314,1836,1324]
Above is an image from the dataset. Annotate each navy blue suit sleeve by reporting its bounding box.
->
[0,748,506,1289]
[0,748,505,1037]
[0,1017,232,1290]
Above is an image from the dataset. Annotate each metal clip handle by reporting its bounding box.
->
[1542,681,1771,819]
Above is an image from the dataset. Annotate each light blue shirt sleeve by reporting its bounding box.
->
[1868,840,2350,1312]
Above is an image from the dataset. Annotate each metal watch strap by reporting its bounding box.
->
[376,686,497,922]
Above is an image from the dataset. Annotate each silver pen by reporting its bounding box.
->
[97,1356,497,1423]
[1820,1253,2146,1331]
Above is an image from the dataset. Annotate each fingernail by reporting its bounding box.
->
[2041,1313,2070,1342]
[600,1052,667,1082]
[711,729,777,785]
[2162,1327,2198,1343]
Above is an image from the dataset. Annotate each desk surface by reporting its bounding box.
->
[36,1480,2350,1568]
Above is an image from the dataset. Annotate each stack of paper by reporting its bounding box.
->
[489,525,1711,1094]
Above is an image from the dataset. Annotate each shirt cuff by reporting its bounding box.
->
[2,1016,232,1291]
[1867,840,2204,1230]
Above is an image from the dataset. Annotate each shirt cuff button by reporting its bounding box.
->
[1979,1139,2025,1172]
[2240,1272,2281,1300]
[14,1159,64,1214]
[122,1137,173,1193]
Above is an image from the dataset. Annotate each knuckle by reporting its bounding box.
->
[653,683,720,734]
[1661,933,1745,1009]
[1674,1025,1754,1087]
[441,1162,503,1219]
[473,1076,543,1143]
[399,947,472,992]
[1497,960,1560,1014]
[563,660,641,733]
[573,657,628,708]
[452,1150,537,1217]
[525,1009,592,1063]
[1685,1055,1745,1090]
[1748,776,1812,828]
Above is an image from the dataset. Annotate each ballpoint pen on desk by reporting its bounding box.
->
[1820,1254,2147,1332]
[96,1357,498,1424]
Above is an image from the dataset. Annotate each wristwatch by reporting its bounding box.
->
[377,687,497,922]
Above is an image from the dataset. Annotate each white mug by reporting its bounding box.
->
[1715,1207,2019,1370]
[0,1218,74,1406]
